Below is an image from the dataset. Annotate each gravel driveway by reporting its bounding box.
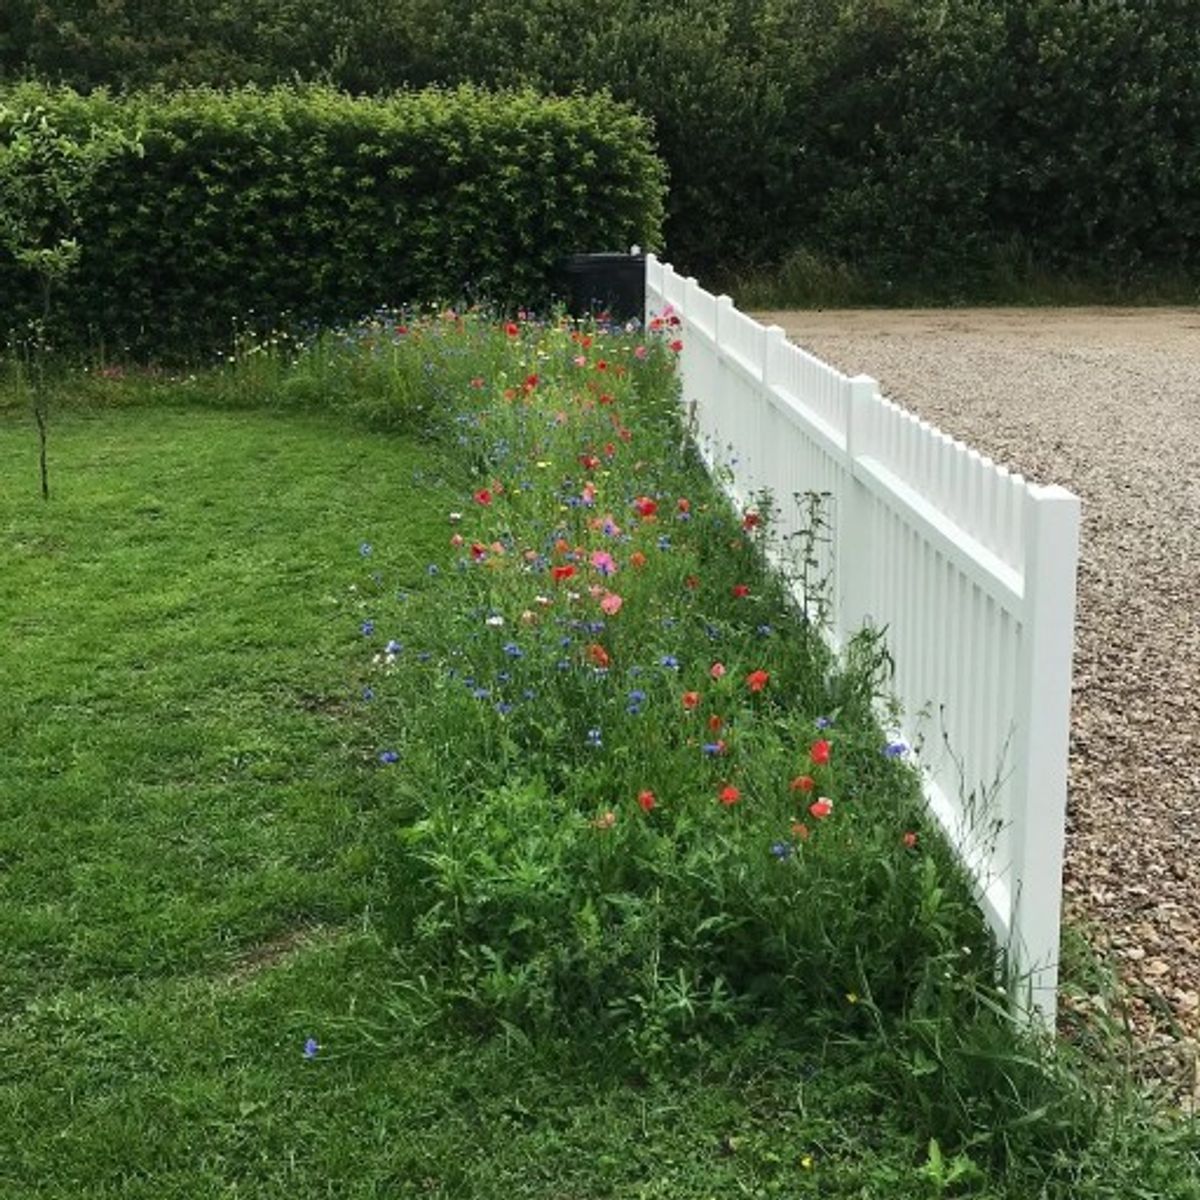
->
[756,307,1200,1081]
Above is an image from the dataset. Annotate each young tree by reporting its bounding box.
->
[0,102,139,499]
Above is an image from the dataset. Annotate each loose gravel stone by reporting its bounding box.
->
[756,307,1200,1091]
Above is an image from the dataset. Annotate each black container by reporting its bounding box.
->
[559,251,646,323]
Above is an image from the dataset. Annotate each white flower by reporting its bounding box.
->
[449,511,462,523]
[485,614,505,627]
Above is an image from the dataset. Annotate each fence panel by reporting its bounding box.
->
[645,253,1081,1022]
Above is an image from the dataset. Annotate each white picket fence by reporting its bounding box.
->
[646,254,1080,1023]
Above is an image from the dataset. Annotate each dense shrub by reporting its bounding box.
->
[0,84,665,358]
[5,0,1199,295]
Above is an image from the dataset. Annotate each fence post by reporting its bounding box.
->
[837,375,878,647]
[1009,484,1081,1024]
[762,324,785,388]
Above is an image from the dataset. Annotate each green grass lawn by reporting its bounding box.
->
[1,359,1196,1199]
[0,404,936,1198]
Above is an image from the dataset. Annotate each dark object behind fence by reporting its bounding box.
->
[560,251,646,324]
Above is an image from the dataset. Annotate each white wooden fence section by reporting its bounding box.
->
[646,254,1081,1022]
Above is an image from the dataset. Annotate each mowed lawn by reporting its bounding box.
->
[0,404,918,1199]
[0,405,469,1195]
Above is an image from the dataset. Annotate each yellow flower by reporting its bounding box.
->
[799,1154,814,1170]
[846,992,859,1004]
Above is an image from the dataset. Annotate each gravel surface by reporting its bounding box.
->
[756,307,1200,1092]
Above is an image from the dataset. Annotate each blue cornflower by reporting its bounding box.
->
[385,639,402,655]
[418,651,431,662]
[378,750,399,764]
[503,642,523,658]
[815,716,833,729]
[883,741,907,758]
[628,689,647,706]
[705,624,723,640]
[657,534,672,550]
[497,671,511,684]
[471,686,490,700]
[427,564,439,576]
[303,1037,320,1059]
[522,688,537,700]
[660,655,679,670]
[560,636,573,648]
[757,625,773,638]
[556,659,571,671]
[702,742,724,756]
[359,543,372,556]
[770,842,793,861]
[496,702,514,716]
[362,686,374,701]
[584,620,605,635]
[586,727,603,748]
[361,620,375,636]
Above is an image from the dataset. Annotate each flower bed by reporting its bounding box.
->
[348,307,994,1062]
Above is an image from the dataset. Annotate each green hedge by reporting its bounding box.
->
[0,84,665,358]
[5,2,1200,294]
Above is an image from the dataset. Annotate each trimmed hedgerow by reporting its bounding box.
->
[0,84,666,358]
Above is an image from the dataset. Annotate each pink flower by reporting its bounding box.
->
[600,592,623,616]
[591,549,616,576]
[809,797,833,820]
[634,344,648,360]
[474,488,492,506]
[709,662,726,680]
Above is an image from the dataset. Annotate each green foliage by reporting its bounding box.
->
[0,84,665,359]
[6,0,1200,293]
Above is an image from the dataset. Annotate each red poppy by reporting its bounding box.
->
[637,789,656,813]
[682,691,700,711]
[789,775,815,793]
[630,550,647,569]
[552,564,576,583]
[505,322,519,337]
[470,542,487,561]
[791,821,811,841]
[523,374,539,392]
[599,392,615,405]
[732,584,750,598]
[677,497,691,513]
[719,785,741,807]
[707,714,723,732]
[634,496,658,518]
[474,488,492,506]
[809,797,833,819]
[579,453,600,470]
[742,510,761,530]
[604,442,617,458]
[902,831,918,849]
[746,669,770,692]
[588,643,610,669]
[810,739,831,766]
[669,339,683,353]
